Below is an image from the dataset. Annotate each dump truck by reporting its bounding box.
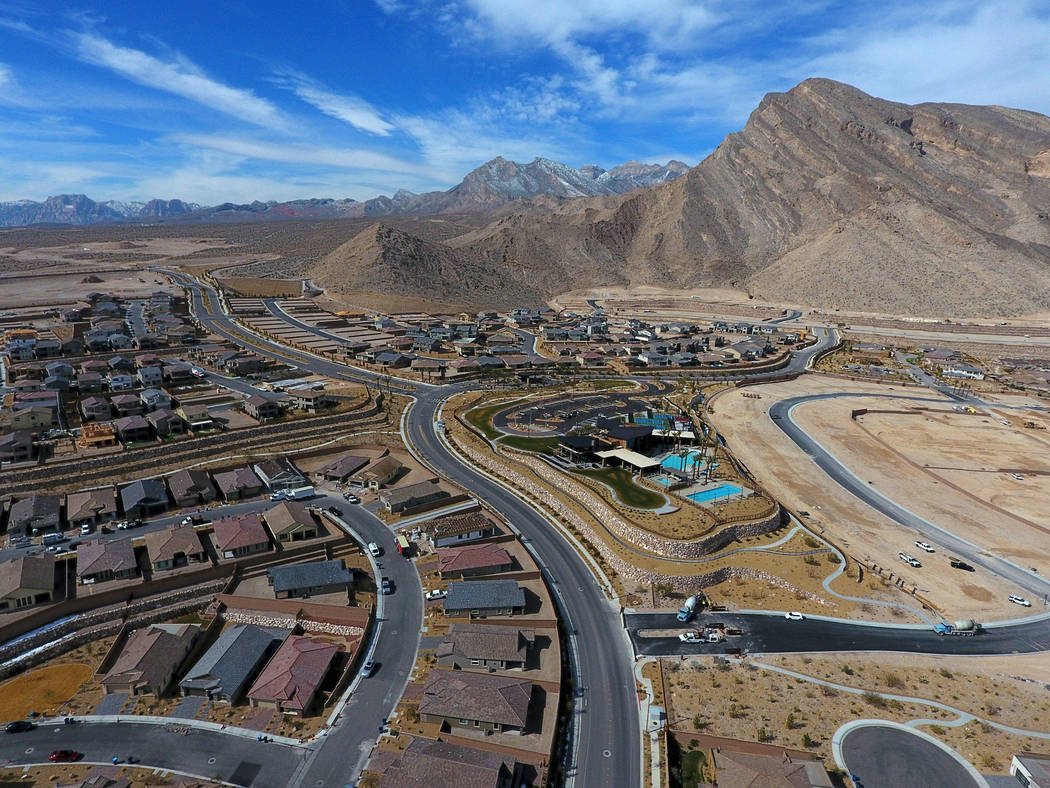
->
[676,595,699,623]
[934,619,981,636]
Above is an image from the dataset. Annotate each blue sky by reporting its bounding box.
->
[1,1,1048,204]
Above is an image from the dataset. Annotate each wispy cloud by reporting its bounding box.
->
[274,71,394,135]
[171,134,432,177]
[72,32,286,129]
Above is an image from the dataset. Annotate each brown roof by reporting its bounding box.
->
[102,624,198,694]
[65,488,117,522]
[247,634,339,710]
[76,538,137,578]
[212,467,263,495]
[419,670,532,727]
[263,501,317,536]
[714,749,833,788]
[437,543,512,575]
[212,513,270,552]
[421,510,495,540]
[318,454,369,478]
[377,737,513,788]
[436,623,534,664]
[0,555,55,598]
[144,525,204,565]
[352,455,403,483]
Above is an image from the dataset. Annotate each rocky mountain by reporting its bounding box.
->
[0,158,687,228]
[441,79,1050,315]
[309,222,541,305]
[0,194,200,227]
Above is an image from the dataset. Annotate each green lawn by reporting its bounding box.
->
[463,397,528,440]
[573,466,665,509]
[497,434,562,454]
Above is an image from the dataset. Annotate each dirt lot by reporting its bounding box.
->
[791,393,1050,587]
[661,655,1048,775]
[0,267,178,308]
[0,764,215,787]
[708,376,1035,621]
[0,664,93,719]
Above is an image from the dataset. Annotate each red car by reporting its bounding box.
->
[49,750,80,762]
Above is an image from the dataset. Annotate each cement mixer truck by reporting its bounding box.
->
[676,595,699,623]
[934,619,981,636]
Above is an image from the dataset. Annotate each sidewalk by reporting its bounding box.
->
[47,714,306,748]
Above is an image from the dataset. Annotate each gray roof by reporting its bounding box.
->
[444,579,525,612]
[179,624,286,698]
[379,480,447,507]
[120,478,168,510]
[267,559,353,594]
[9,494,60,527]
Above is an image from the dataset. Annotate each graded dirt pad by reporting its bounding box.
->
[0,268,178,308]
[791,395,1050,577]
[0,663,93,719]
[707,376,1028,621]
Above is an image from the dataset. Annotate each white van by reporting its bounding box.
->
[41,533,67,546]
[80,523,93,535]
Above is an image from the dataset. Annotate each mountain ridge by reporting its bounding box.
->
[0,158,688,228]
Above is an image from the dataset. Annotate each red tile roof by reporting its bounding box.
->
[247,634,339,711]
[437,543,512,575]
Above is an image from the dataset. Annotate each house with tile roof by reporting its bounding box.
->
[144,525,207,571]
[443,580,526,618]
[77,538,139,584]
[101,623,200,696]
[436,623,535,672]
[247,634,340,715]
[212,467,264,501]
[437,543,513,579]
[65,488,117,528]
[419,671,533,734]
[376,737,516,788]
[212,513,271,559]
[166,469,217,508]
[262,501,319,544]
[0,555,56,611]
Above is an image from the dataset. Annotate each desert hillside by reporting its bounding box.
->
[315,79,1050,315]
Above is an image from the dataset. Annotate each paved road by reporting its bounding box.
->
[767,392,1050,604]
[0,722,301,787]
[406,390,641,786]
[625,610,1050,657]
[291,491,424,788]
[840,725,980,788]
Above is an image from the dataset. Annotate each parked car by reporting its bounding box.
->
[1011,473,1024,481]
[424,589,447,601]
[380,576,393,595]
[327,506,342,516]
[914,541,935,553]
[678,631,702,643]
[360,659,377,677]
[367,542,381,558]
[116,520,133,530]
[5,720,34,733]
[1009,595,1032,607]
[950,559,976,572]
[344,493,360,504]
[49,750,80,762]
[784,611,805,621]
[80,523,93,535]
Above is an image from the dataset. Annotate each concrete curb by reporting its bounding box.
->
[44,715,302,747]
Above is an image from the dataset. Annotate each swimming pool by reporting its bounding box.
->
[661,451,705,473]
[686,484,742,503]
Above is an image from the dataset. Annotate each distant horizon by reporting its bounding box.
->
[2,2,1048,203]
[0,155,694,206]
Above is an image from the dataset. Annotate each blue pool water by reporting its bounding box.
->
[686,484,742,503]
[661,451,705,473]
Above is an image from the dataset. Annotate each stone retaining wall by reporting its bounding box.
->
[222,609,364,637]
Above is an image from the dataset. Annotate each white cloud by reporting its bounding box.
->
[798,1,1050,113]
[275,72,394,135]
[72,32,286,129]
[171,134,435,178]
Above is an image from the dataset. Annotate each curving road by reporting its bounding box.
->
[162,270,643,786]
[768,392,1050,603]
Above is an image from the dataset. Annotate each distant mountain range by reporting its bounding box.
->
[0,158,688,228]
[314,78,1050,316]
